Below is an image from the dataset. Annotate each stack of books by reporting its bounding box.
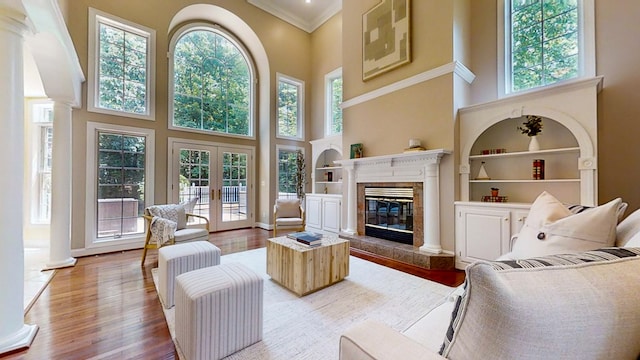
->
[533,159,545,180]
[287,231,323,247]
[482,195,509,203]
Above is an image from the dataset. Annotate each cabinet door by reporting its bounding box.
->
[305,196,322,230]
[457,207,510,263]
[322,197,341,233]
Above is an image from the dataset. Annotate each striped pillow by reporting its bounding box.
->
[440,247,640,359]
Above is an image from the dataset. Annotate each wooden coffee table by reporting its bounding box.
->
[266,235,350,296]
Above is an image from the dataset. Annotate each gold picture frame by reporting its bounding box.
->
[362,0,411,81]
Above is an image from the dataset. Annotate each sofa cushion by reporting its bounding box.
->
[276,199,302,218]
[511,191,621,259]
[440,247,640,360]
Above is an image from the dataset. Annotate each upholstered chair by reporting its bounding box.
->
[273,198,305,237]
[141,199,209,265]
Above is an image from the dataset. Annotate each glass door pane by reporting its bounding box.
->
[217,147,253,231]
[179,148,211,225]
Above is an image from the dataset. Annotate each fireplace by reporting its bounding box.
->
[364,187,414,244]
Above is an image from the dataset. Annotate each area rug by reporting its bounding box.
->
[152,247,455,359]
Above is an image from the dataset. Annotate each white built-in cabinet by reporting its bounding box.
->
[455,77,602,269]
[306,136,342,234]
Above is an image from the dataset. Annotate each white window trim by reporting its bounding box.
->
[27,99,53,225]
[168,22,257,139]
[325,67,343,136]
[276,144,305,199]
[497,0,595,97]
[87,7,156,120]
[84,122,155,250]
[276,73,305,141]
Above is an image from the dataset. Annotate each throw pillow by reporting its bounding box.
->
[566,201,628,222]
[440,248,640,359]
[616,208,640,247]
[511,191,621,259]
[180,197,199,214]
[276,199,302,218]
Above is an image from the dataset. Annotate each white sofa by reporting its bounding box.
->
[340,206,640,360]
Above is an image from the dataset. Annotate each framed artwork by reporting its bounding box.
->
[350,143,363,159]
[362,0,411,81]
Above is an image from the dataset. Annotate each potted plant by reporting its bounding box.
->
[518,115,543,151]
[295,150,306,200]
[491,187,499,197]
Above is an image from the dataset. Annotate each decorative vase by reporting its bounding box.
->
[528,135,540,152]
[491,189,499,197]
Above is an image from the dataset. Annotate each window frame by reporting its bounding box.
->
[276,145,305,200]
[168,23,257,139]
[325,67,343,136]
[84,122,155,249]
[276,73,305,141]
[87,7,156,120]
[27,100,54,225]
[497,0,595,97]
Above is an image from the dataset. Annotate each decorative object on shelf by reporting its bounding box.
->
[482,195,508,203]
[491,187,499,197]
[518,115,543,151]
[350,143,363,159]
[476,161,490,180]
[533,159,545,180]
[327,171,333,182]
[404,138,426,153]
[481,148,507,155]
[362,0,411,81]
[295,150,306,200]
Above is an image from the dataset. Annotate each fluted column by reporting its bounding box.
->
[419,163,443,254]
[0,8,38,355]
[343,164,357,235]
[46,101,76,269]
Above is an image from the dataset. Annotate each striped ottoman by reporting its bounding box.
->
[158,241,220,309]
[174,262,263,360]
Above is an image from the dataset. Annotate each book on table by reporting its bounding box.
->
[287,231,323,245]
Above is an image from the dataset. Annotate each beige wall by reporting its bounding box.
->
[66,0,312,249]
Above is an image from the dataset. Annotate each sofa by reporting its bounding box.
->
[340,193,640,360]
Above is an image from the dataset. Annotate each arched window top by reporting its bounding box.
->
[169,23,256,138]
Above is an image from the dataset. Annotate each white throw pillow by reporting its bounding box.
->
[180,197,199,214]
[511,191,621,259]
[616,208,640,247]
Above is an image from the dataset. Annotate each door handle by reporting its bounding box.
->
[211,189,215,200]
[218,189,222,200]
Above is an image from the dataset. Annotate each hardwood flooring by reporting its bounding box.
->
[6,228,463,359]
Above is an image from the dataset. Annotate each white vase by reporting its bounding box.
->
[528,136,540,151]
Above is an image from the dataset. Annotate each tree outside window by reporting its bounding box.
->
[277,147,304,199]
[277,74,304,140]
[325,68,343,136]
[508,0,579,93]
[171,27,253,137]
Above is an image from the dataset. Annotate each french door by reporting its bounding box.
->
[169,139,254,232]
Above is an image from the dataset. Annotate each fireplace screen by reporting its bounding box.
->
[364,187,413,244]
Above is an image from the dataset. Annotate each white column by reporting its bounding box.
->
[46,101,76,269]
[0,10,38,355]
[419,163,443,254]
[343,164,357,235]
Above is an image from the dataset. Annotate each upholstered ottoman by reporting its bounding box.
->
[158,241,221,309]
[174,262,264,360]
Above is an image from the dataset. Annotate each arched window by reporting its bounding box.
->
[169,24,255,137]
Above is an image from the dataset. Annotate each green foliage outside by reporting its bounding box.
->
[330,77,343,134]
[278,149,303,197]
[173,30,251,136]
[98,23,147,114]
[278,80,300,138]
[510,0,578,92]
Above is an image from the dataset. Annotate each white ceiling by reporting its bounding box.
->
[247,0,342,33]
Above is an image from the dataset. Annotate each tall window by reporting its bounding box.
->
[170,24,254,137]
[277,74,304,140]
[30,101,54,224]
[277,146,304,199]
[325,68,343,136]
[502,0,594,94]
[88,8,156,120]
[85,123,154,246]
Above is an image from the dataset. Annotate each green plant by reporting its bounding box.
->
[518,115,543,137]
[295,150,306,200]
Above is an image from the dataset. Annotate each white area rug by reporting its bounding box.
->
[153,247,454,359]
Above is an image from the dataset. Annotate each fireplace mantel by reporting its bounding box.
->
[336,149,451,254]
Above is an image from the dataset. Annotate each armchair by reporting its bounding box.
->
[141,202,210,265]
[273,198,305,237]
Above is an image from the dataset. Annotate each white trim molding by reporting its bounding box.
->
[342,61,475,109]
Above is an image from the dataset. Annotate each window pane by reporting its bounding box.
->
[278,149,298,199]
[97,22,148,115]
[278,79,300,138]
[330,76,343,135]
[172,29,252,136]
[96,132,146,238]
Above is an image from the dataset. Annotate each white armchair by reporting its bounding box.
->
[273,198,305,237]
[141,202,210,265]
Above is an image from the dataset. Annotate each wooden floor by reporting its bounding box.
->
[6,228,464,359]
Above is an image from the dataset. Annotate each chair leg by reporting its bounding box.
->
[141,232,153,266]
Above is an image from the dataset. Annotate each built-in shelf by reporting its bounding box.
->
[316,181,342,184]
[469,147,580,159]
[470,179,580,183]
[316,166,341,170]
